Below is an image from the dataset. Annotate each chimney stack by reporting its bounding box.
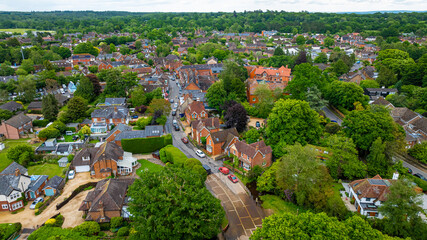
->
[255,143,259,151]
[14,168,20,177]
[99,200,105,218]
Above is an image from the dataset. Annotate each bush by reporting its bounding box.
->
[192,164,207,180]
[7,144,34,166]
[55,214,64,227]
[51,121,67,133]
[99,223,110,231]
[110,217,123,229]
[247,165,263,183]
[33,119,50,127]
[117,226,130,237]
[325,122,341,134]
[184,158,202,169]
[73,221,100,236]
[38,127,61,140]
[0,223,21,240]
[45,218,56,226]
[121,134,173,154]
[136,116,152,129]
[408,142,427,164]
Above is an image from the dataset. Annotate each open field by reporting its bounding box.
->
[0,29,56,34]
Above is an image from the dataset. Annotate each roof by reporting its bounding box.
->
[0,101,23,112]
[233,140,272,159]
[186,101,205,115]
[210,128,239,144]
[0,175,22,196]
[365,88,398,93]
[191,118,220,132]
[371,97,393,107]
[0,162,27,175]
[28,175,49,192]
[72,142,123,168]
[391,107,419,123]
[27,101,43,110]
[145,125,164,137]
[43,176,64,189]
[56,144,71,152]
[104,98,126,105]
[91,106,128,119]
[349,175,394,202]
[412,117,427,135]
[253,66,291,78]
[105,123,132,140]
[115,130,146,141]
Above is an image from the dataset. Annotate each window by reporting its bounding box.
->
[365,198,371,201]
[2,204,8,209]
[252,98,256,101]
[11,201,22,210]
[262,161,266,166]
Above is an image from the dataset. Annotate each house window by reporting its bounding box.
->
[365,198,371,201]
[11,201,22,210]
[2,204,8,209]
[262,161,266,166]
[252,98,256,101]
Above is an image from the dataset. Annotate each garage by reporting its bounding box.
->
[75,165,90,173]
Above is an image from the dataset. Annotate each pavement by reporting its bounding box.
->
[322,106,343,126]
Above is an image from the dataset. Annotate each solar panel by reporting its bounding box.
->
[368,179,386,186]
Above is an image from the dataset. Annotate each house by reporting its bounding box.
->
[56,143,73,156]
[364,88,397,101]
[71,142,137,178]
[105,124,133,143]
[185,101,207,124]
[27,101,43,112]
[71,54,95,65]
[43,176,65,196]
[206,128,239,156]
[0,113,33,139]
[0,162,31,212]
[191,118,220,145]
[79,178,134,223]
[90,106,129,133]
[371,97,394,109]
[106,124,165,147]
[35,138,58,154]
[0,101,23,112]
[96,98,127,108]
[26,175,49,200]
[348,174,398,218]
[228,140,273,171]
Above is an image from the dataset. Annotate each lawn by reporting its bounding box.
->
[260,194,307,215]
[28,163,65,178]
[136,159,164,176]
[89,139,100,144]
[0,138,41,172]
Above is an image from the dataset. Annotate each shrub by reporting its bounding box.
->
[192,164,207,180]
[0,223,21,240]
[55,214,64,227]
[325,122,341,134]
[247,165,263,183]
[110,217,123,229]
[184,158,201,169]
[38,127,61,140]
[136,116,152,129]
[117,226,130,237]
[99,222,110,231]
[35,202,43,210]
[408,142,427,164]
[51,121,67,133]
[121,134,173,154]
[73,221,100,236]
[7,144,34,167]
[33,119,50,127]
[45,218,56,226]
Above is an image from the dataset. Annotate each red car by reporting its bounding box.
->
[181,137,188,144]
[228,174,238,183]
[219,167,229,175]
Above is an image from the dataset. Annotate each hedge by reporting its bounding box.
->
[33,119,50,127]
[159,145,207,180]
[121,134,172,154]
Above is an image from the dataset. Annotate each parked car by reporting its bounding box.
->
[255,121,260,128]
[131,115,138,119]
[172,110,176,116]
[202,164,212,175]
[407,168,413,174]
[170,99,174,103]
[181,137,188,144]
[228,174,238,183]
[195,149,206,158]
[60,88,65,94]
[172,119,178,125]
[414,173,427,181]
[30,197,44,210]
[219,167,229,175]
[68,170,75,179]
[174,124,180,131]
[174,103,178,108]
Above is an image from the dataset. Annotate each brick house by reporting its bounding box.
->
[0,162,31,212]
[71,142,137,178]
[228,140,272,171]
[71,54,95,65]
[206,128,239,156]
[191,118,220,145]
[79,178,134,223]
[90,106,129,133]
[185,101,207,124]
[0,113,33,139]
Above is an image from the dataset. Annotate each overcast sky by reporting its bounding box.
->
[0,0,426,12]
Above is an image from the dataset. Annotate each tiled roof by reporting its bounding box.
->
[0,162,27,175]
[44,176,64,189]
[72,142,123,168]
[349,175,394,202]
[28,175,49,192]
[27,101,43,110]
[186,101,205,115]
[210,128,238,144]
[391,107,419,123]
[105,123,132,140]
[371,97,393,107]
[233,140,272,159]
[0,101,23,112]
[91,106,128,119]
[254,66,291,77]
[191,118,220,132]
[412,117,427,135]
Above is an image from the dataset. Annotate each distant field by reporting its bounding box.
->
[0,28,56,34]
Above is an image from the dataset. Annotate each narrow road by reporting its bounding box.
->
[322,106,342,125]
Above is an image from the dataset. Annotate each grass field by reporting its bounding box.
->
[260,194,307,215]
[0,28,56,34]
[136,159,163,176]
[0,138,41,172]
[28,163,64,178]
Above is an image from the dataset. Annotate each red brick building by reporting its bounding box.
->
[0,113,33,139]
[191,118,220,145]
[185,101,207,124]
[206,128,239,156]
[228,140,272,171]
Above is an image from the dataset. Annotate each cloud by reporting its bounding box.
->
[1,0,426,12]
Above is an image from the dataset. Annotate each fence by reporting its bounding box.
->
[56,182,98,210]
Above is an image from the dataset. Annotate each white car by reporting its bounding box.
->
[30,197,44,210]
[195,149,206,158]
[68,170,75,179]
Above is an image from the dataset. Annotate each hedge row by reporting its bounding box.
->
[121,134,172,154]
[159,145,207,179]
[33,119,50,127]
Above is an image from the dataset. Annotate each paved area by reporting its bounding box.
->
[206,174,264,240]
[322,106,343,125]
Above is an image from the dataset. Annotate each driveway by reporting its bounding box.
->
[206,174,264,240]
[0,172,93,229]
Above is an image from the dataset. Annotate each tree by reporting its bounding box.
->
[220,61,248,98]
[78,125,91,137]
[73,42,99,56]
[54,47,72,59]
[286,63,329,100]
[224,101,248,132]
[130,86,147,107]
[109,43,116,53]
[128,167,224,240]
[376,66,398,87]
[295,50,308,65]
[136,116,152,129]
[62,96,88,122]
[367,137,391,177]
[266,99,322,157]
[86,74,101,96]
[42,94,59,121]
[273,47,285,56]
[120,46,130,55]
[45,78,59,93]
[314,52,328,63]
[19,59,34,74]
[0,61,15,76]
[103,69,138,97]
[324,81,368,111]
[135,40,142,50]
[0,109,13,121]
[206,81,227,110]
[408,142,427,164]
[38,127,61,140]
[379,178,423,236]
[360,79,380,89]
[148,99,171,116]
[254,84,274,118]
[17,75,36,103]
[7,144,34,166]
[296,35,306,45]
[325,122,341,134]
[74,77,95,102]
[305,86,328,112]
[324,37,335,48]
[332,59,350,76]
[325,135,367,180]
[245,128,261,144]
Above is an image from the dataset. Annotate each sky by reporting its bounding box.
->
[0,0,426,13]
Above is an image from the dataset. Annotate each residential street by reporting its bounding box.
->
[322,106,343,126]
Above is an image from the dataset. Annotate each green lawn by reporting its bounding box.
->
[136,159,163,176]
[260,194,307,215]
[89,139,100,144]
[0,139,41,172]
[28,163,64,178]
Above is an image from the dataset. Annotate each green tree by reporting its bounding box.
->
[0,61,15,76]
[296,35,306,45]
[128,167,224,240]
[367,137,391,177]
[19,59,35,74]
[332,59,350,76]
[42,94,59,121]
[220,61,248,100]
[148,99,171,116]
[245,128,261,144]
[324,81,368,111]
[0,109,13,121]
[130,86,147,107]
[254,84,274,118]
[286,63,330,100]
[376,66,398,87]
[408,142,427,164]
[73,42,99,56]
[17,75,36,103]
[7,144,34,166]
[305,86,328,112]
[206,81,227,110]
[103,69,138,97]
[273,47,285,56]
[54,47,72,59]
[314,52,328,63]
[38,127,61,140]
[78,125,91,137]
[74,77,95,102]
[136,116,152,129]
[324,37,335,48]
[360,79,380,89]
[266,99,323,157]
[62,96,88,122]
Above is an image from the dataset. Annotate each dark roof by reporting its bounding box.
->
[72,142,123,168]
[27,101,43,110]
[210,128,239,144]
[0,175,21,196]
[4,113,32,129]
[365,88,398,93]
[55,94,69,104]
[81,118,92,125]
[179,63,223,70]
[0,162,27,175]
[0,101,23,112]
[145,125,164,137]
[104,98,126,105]
[412,117,427,134]
[371,97,392,107]
[44,176,64,190]
[91,106,128,119]
[105,123,132,140]
[115,130,146,141]
[28,175,49,192]
[56,144,71,153]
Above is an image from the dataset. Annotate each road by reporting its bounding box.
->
[322,106,342,126]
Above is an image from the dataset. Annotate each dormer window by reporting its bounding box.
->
[82,156,90,161]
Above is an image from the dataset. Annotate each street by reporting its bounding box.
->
[322,106,343,126]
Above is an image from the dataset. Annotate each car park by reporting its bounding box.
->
[195,149,205,158]
[414,173,427,181]
[228,174,238,183]
[219,167,229,175]
[181,137,188,144]
[68,170,75,179]
[30,197,44,210]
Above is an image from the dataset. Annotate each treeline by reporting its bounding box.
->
[0,11,426,36]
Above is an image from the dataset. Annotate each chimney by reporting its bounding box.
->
[99,200,105,218]
[114,106,117,113]
[15,168,20,176]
